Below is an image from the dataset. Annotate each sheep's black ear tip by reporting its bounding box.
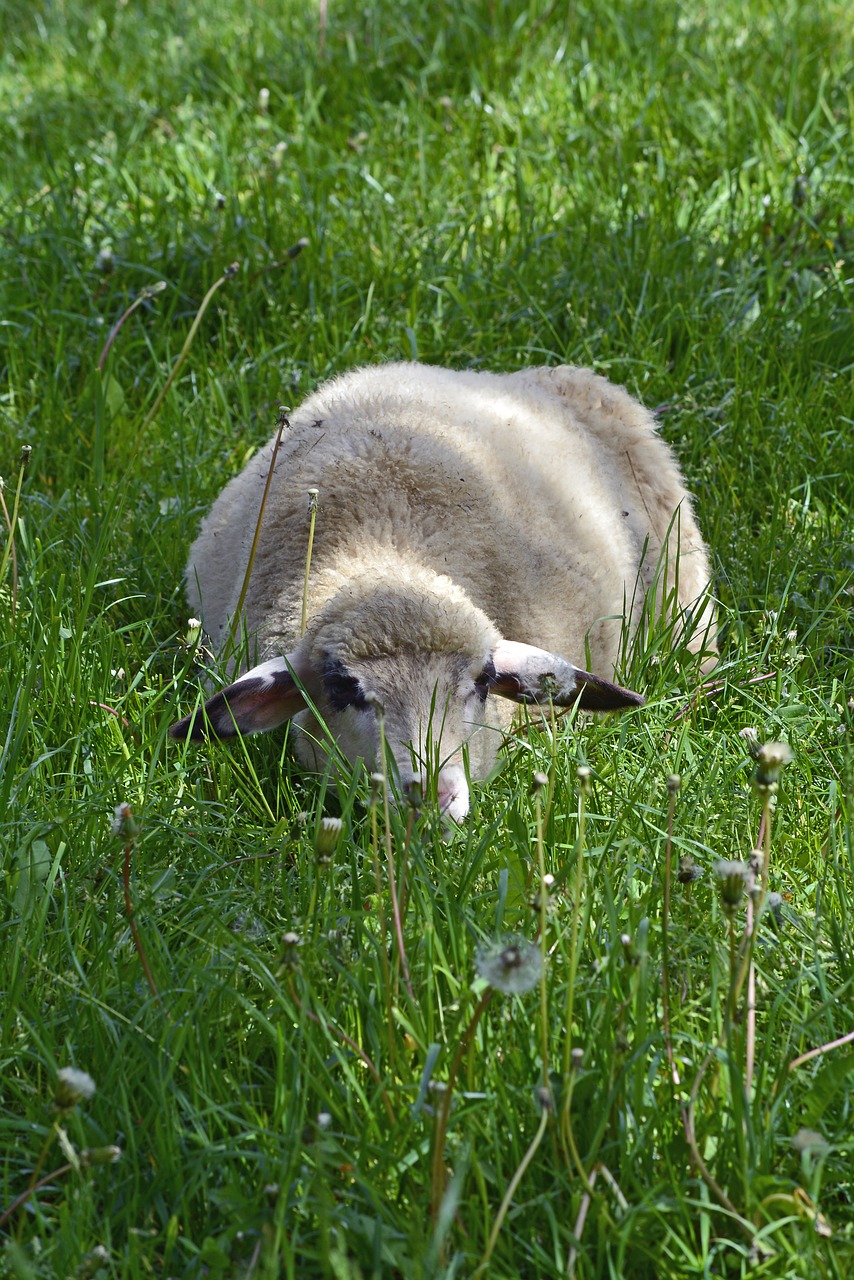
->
[169,713,204,741]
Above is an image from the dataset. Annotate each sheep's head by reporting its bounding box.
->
[169,581,644,820]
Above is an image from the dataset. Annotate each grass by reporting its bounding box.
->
[1,0,853,1275]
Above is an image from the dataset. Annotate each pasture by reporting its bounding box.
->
[1,1,852,1275]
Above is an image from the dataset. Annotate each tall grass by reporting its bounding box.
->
[1,0,852,1276]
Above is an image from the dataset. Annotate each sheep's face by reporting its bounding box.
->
[170,557,643,820]
[169,633,645,822]
[292,650,510,822]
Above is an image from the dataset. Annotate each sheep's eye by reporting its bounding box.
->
[323,662,368,712]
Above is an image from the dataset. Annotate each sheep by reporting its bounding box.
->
[169,362,715,819]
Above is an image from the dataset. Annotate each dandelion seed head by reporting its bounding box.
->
[475,935,543,995]
[404,777,423,810]
[715,859,749,910]
[791,1128,828,1155]
[81,1145,122,1167]
[677,854,702,884]
[55,1067,96,1110]
[315,816,343,862]
[110,802,138,839]
[767,891,785,925]
[536,1085,554,1113]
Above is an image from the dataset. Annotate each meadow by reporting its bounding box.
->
[1,0,853,1275]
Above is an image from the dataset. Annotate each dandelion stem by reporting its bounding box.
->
[561,1067,597,1196]
[561,779,587,1077]
[134,264,239,450]
[368,780,394,1069]
[225,405,289,658]
[123,838,160,1003]
[3,1160,74,1232]
[377,715,414,1003]
[473,1104,550,1277]
[729,805,770,1020]
[744,802,770,1092]
[661,779,680,1088]
[684,1042,755,1240]
[97,281,167,372]
[286,980,394,1124]
[566,1163,628,1276]
[534,785,550,1088]
[301,489,319,637]
[789,1026,854,1072]
[430,989,493,1223]
[0,448,30,617]
[560,772,594,1183]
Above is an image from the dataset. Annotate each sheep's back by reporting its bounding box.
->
[188,362,712,671]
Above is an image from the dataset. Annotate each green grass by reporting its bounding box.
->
[1,0,853,1275]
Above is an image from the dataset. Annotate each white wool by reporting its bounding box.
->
[177,362,715,817]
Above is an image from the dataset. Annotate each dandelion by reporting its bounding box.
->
[753,741,793,793]
[110,802,139,840]
[404,777,423,810]
[766,891,785,926]
[576,765,592,794]
[536,1085,554,1113]
[258,87,270,114]
[81,1146,122,1167]
[739,726,761,758]
[369,771,386,799]
[666,772,681,794]
[715,859,749,912]
[279,932,302,970]
[677,853,702,884]
[315,816,343,864]
[529,873,554,911]
[76,1246,111,1280]
[531,771,548,794]
[475,936,542,995]
[55,1068,96,1111]
[791,1128,829,1156]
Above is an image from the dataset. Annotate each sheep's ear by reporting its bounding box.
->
[169,656,308,741]
[489,640,644,711]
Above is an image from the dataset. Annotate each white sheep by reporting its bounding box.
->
[170,362,715,819]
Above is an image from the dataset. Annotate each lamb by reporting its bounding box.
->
[169,362,715,819]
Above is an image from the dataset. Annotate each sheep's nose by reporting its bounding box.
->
[402,772,456,813]
[436,780,458,813]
